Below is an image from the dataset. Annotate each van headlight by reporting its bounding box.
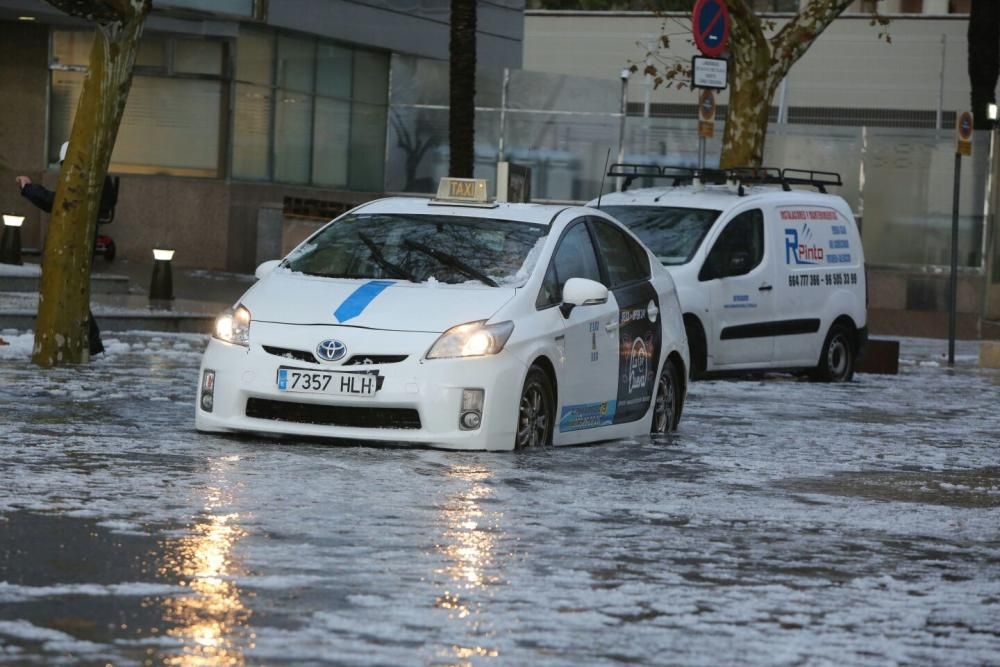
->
[213,305,252,347]
[426,320,514,359]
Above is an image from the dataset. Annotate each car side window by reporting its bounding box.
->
[591,220,648,286]
[537,221,603,308]
[698,209,765,281]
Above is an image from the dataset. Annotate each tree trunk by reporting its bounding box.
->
[968,0,1000,130]
[33,1,150,367]
[449,0,477,178]
[719,0,854,168]
[720,21,772,168]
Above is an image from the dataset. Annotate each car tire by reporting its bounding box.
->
[104,240,116,262]
[651,358,681,434]
[813,323,855,382]
[515,367,554,450]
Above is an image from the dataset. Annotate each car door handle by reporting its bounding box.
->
[759,283,773,291]
[605,320,620,333]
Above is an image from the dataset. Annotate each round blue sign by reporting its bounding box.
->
[693,0,730,58]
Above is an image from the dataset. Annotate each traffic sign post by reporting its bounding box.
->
[949,111,974,365]
[691,0,729,172]
[697,89,715,171]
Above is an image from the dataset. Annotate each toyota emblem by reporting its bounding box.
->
[316,339,347,362]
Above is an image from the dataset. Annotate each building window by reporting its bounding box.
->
[233,28,389,191]
[49,30,227,178]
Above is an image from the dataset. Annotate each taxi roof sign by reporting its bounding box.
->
[435,178,491,205]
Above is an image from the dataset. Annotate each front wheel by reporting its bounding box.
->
[515,367,554,450]
[813,324,855,382]
[651,358,681,434]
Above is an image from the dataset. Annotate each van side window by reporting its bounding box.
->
[591,219,649,286]
[537,221,603,308]
[699,209,764,281]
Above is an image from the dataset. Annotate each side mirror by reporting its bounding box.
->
[255,259,282,280]
[560,277,609,318]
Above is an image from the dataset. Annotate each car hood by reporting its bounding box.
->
[242,271,518,332]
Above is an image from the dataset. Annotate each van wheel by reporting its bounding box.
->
[814,324,855,382]
[651,358,681,434]
[515,367,554,450]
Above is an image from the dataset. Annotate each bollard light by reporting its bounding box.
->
[150,247,175,302]
[1,215,25,266]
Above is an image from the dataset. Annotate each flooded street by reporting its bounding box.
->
[0,333,998,666]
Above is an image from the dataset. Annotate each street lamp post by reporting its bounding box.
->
[149,248,175,304]
[1,215,25,265]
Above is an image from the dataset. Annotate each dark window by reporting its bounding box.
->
[537,221,602,308]
[699,209,765,281]
[591,220,648,286]
[599,205,721,266]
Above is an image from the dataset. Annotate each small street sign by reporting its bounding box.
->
[692,0,730,58]
[956,110,973,156]
[698,89,715,138]
[692,55,728,90]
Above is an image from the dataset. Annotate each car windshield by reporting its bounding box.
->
[283,212,548,287]
[599,205,721,265]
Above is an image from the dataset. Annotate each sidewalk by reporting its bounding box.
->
[0,259,254,333]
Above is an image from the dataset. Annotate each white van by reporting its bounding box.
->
[591,166,867,382]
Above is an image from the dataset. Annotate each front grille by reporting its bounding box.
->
[245,398,421,430]
[263,346,316,363]
[343,354,408,366]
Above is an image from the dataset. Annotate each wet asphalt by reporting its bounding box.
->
[0,333,998,666]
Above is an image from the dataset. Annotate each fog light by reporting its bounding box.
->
[200,370,215,412]
[459,388,484,430]
[460,411,482,429]
[202,370,216,392]
[462,388,484,411]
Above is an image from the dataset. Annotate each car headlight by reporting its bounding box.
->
[426,320,515,359]
[213,305,251,347]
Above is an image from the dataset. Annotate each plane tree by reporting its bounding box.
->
[33,0,151,367]
[637,0,889,168]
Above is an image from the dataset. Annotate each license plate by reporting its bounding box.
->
[276,367,378,396]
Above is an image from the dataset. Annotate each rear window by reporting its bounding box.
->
[599,205,721,266]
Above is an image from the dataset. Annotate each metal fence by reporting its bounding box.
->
[386,57,992,270]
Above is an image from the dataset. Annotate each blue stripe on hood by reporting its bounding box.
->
[333,280,396,323]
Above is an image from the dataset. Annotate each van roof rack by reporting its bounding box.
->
[606,163,842,196]
[725,167,842,195]
[607,163,726,191]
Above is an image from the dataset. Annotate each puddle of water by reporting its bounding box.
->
[778,467,1000,508]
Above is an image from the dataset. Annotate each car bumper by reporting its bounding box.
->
[195,324,528,451]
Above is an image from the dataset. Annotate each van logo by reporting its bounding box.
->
[785,226,823,265]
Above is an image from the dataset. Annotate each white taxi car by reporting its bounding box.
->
[196,179,689,451]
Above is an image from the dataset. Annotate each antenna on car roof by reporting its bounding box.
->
[596,147,612,208]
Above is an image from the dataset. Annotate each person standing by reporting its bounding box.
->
[15,142,112,356]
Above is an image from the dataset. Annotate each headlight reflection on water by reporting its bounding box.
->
[158,459,251,666]
[435,465,504,662]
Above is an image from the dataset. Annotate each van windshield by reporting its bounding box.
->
[599,206,721,266]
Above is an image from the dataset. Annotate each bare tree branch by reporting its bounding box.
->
[768,0,854,80]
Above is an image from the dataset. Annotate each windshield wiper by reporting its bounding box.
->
[358,232,418,282]
[403,239,498,287]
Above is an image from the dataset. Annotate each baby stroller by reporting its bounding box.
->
[94,176,119,262]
